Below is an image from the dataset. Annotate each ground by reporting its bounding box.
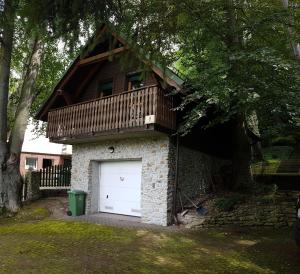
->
[0,198,299,274]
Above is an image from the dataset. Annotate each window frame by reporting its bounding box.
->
[25,157,38,171]
[127,72,144,91]
[98,79,113,98]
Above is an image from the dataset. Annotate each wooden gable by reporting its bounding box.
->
[37,24,183,121]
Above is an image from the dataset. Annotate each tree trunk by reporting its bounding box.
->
[231,116,253,190]
[282,0,300,59]
[0,0,16,213]
[224,1,253,189]
[1,33,44,213]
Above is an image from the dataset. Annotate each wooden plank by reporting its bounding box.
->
[119,93,124,128]
[98,99,104,131]
[108,97,112,130]
[125,93,129,128]
[74,63,103,98]
[103,98,108,131]
[91,100,96,133]
[45,84,179,139]
[78,47,125,66]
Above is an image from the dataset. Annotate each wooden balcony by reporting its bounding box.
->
[46,85,176,141]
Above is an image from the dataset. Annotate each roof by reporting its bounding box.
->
[36,23,184,121]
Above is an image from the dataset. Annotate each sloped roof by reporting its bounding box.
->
[36,24,184,121]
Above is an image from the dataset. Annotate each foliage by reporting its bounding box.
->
[262,146,293,161]
[214,194,245,212]
[270,136,297,146]
[114,1,300,138]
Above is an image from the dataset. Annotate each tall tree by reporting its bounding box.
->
[0,0,17,212]
[0,0,122,213]
[116,0,300,189]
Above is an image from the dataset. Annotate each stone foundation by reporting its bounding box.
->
[180,191,299,229]
[71,136,229,226]
[177,146,228,205]
[71,135,174,226]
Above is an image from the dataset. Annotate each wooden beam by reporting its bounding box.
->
[38,92,60,121]
[81,25,108,59]
[57,62,79,90]
[74,63,103,98]
[78,47,125,66]
[148,63,182,91]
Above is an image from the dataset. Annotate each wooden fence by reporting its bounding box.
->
[39,165,71,189]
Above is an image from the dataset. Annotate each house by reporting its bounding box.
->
[21,122,72,176]
[36,25,229,226]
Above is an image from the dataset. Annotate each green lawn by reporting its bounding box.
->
[0,202,299,274]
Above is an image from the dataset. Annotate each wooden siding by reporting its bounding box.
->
[47,85,176,140]
[78,58,158,102]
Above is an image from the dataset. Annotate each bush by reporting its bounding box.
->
[214,195,245,212]
[270,136,296,146]
[262,146,293,161]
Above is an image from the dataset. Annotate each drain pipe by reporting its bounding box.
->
[172,134,180,225]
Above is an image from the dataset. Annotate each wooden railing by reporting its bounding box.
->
[47,85,176,139]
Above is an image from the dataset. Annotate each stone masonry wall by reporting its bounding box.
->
[71,135,174,226]
[178,145,228,206]
[181,191,299,229]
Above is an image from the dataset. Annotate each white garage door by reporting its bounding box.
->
[99,160,142,217]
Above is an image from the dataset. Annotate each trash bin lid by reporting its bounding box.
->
[68,189,86,195]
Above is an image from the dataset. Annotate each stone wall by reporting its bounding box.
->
[180,191,299,229]
[177,145,228,206]
[71,135,174,226]
[24,171,41,201]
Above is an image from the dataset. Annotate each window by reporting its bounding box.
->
[127,73,144,90]
[99,81,113,97]
[25,158,37,170]
[42,159,53,168]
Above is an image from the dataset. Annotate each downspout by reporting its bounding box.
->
[172,134,180,224]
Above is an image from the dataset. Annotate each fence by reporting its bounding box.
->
[39,165,71,189]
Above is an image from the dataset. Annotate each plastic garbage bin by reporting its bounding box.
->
[67,190,86,216]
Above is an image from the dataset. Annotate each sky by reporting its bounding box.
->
[22,121,72,155]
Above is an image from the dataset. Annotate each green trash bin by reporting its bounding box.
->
[67,190,86,216]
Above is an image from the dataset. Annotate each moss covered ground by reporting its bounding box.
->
[0,200,299,273]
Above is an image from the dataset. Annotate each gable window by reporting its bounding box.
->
[25,158,37,171]
[99,81,113,97]
[127,73,144,90]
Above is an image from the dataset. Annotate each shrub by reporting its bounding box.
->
[214,195,245,212]
[270,136,296,146]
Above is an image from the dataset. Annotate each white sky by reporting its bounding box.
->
[22,121,72,155]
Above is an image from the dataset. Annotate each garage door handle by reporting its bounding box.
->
[106,195,108,199]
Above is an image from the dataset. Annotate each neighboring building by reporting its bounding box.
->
[36,25,229,226]
[21,123,72,176]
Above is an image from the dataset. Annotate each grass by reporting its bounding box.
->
[262,146,293,162]
[0,201,300,273]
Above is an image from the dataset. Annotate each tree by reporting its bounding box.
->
[115,0,300,189]
[0,0,119,213]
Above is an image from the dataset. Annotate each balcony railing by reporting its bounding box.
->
[46,85,176,140]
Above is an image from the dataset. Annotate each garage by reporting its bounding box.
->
[98,160,142,217]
